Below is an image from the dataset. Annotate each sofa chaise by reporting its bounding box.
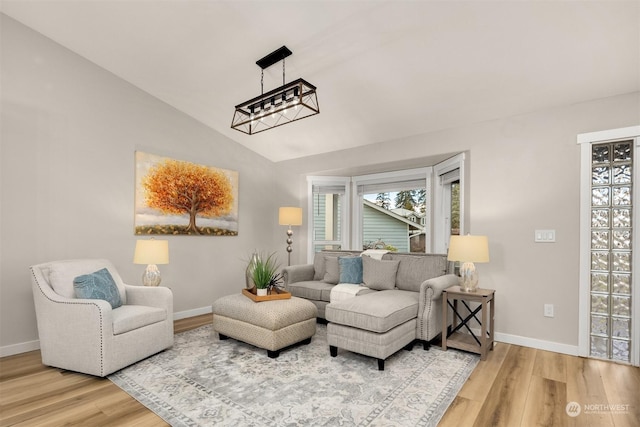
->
[282,250,458,369]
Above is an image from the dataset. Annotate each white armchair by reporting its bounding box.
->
[30,259,173,377]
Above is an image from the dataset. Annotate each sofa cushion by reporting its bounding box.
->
[326,290,419,333]
[288,280,335,302]
[338,256,363,284]
[314,251,363,281]
[48,259,127,303]
[112,305,167,335]
[313,253,327,281]
[383,254,447,292]
[323,257,340,284]
[362,255,399,290]
[73,268,123,309]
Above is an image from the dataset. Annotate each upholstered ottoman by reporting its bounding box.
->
[326,289,418,370]
[212,293,318,358]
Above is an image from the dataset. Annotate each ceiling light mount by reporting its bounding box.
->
[256,45,292,70]
[231,45,319,135]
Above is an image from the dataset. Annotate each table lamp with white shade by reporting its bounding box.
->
[133,238,169,286]
[447,234,489,292]
[278,207,303,266]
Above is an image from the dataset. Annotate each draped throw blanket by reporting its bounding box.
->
[330,283,366,302]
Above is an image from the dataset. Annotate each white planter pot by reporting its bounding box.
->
[256,288,268,296]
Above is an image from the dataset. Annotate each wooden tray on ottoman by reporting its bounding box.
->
[242,287,291,302]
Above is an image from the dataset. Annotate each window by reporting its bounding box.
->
[587,141,634,362]
[578,126,640,366]
[307,153,466,259]
[307,177,349,253]
[434,153,466,254]
[353,168,430,252]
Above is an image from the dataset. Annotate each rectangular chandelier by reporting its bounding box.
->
[231,46,319,135]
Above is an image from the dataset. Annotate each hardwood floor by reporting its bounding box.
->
[438,342,640,427]
[1,315,638,426]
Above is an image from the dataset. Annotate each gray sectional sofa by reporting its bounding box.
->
[282,250,458,370]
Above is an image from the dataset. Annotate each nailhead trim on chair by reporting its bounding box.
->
[30,267,106,376]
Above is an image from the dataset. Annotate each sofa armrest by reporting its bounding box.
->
[417,274,460,342]
[282,264,315,288]
[125,284,173,312]
[419,274,459,301]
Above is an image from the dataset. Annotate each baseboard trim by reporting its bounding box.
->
[458,326,579,356]
[494,331,579,356]
[173,305,212,321]
[0,340,40,358]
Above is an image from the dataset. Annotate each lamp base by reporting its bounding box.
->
[142,264,162,287]
[459,261,479,292]
[285,227,294,266]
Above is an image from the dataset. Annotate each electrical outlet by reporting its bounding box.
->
[544,304,554,318]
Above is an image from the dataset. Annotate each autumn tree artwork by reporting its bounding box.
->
[135,152,238,236]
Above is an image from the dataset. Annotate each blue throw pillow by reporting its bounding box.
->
[338,256,363,284]
[73,268,122,309]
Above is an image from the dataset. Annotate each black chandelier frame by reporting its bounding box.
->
[231,46,319,135]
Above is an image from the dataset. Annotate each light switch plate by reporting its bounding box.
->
[535,229,556,242]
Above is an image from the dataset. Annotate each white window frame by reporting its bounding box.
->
[433,153,466,254]
[351,167,431,252]
[306,176,351,263]
[577,125,640,366]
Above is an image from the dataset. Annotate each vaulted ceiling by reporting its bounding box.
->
[2,1,638,162]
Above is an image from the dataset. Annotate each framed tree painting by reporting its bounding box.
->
[135,151,239,236]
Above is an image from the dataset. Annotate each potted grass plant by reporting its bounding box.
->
[249,252,283,296]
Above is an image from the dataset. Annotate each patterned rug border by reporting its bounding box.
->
[109,323,479,427]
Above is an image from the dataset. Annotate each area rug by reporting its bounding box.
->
[109,324,478,427]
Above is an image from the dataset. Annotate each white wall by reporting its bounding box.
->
[0,15,299,354]
[3,12,639,357]
[279,92,640,352]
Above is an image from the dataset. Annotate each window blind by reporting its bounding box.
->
[439,168,460,185]
[357,179,426,195]
[312,184,345,195]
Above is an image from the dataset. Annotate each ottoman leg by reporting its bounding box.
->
[377,359,385,371]
[330,346,338,357]
[302,337,312,345]
[267,350,280,359]
[219,333,229,340]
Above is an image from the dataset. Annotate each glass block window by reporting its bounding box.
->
[590,140,633,362]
